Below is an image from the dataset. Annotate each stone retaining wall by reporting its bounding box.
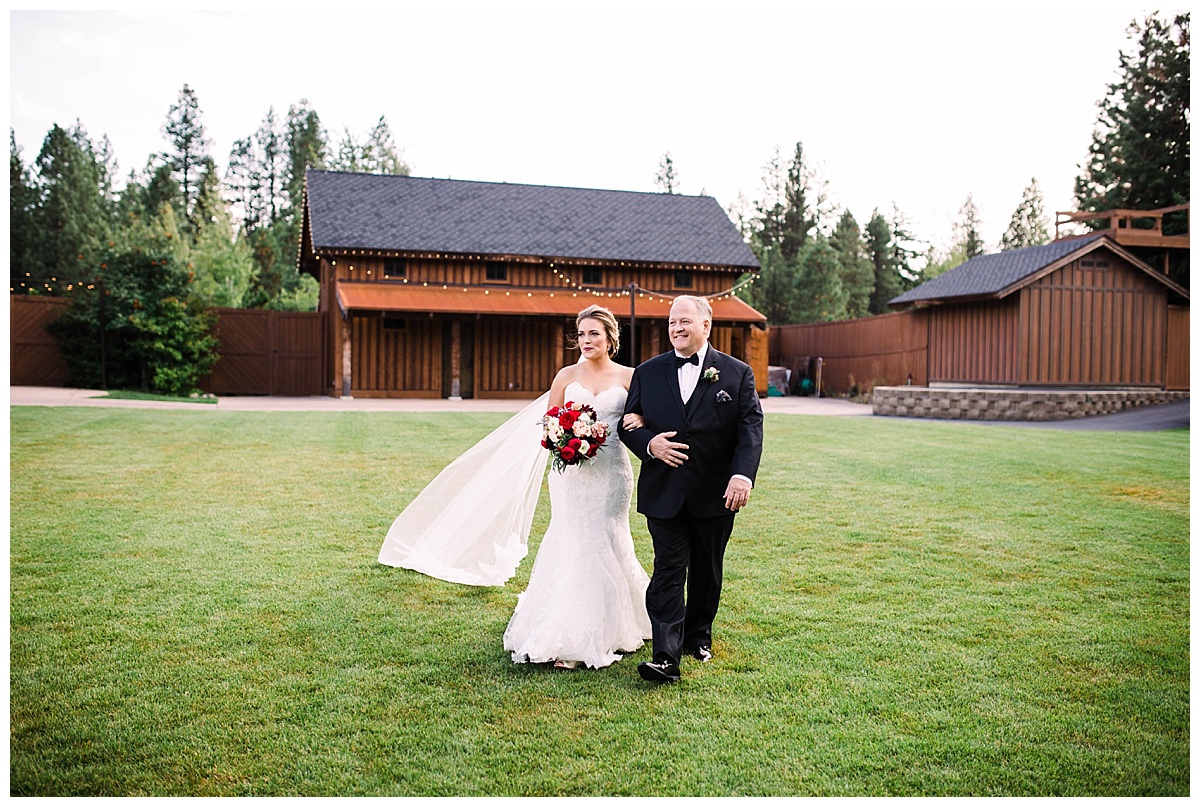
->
[872,386,1189,421]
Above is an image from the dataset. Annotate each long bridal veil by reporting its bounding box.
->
[378,393,550,586]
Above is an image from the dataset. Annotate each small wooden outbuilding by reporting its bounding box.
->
[888,235,1189,388]
[300,171,766,398]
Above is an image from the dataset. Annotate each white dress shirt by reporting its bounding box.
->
[676,343,708,403]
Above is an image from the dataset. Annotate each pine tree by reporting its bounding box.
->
[954,194,986,260]
[33,123,109,287]
[742,246,800,325]
[829,209,875,319]
[1074,12,1190,223]
[162,84,211,231]
[793,237,847,323]
[1000,178,1051,250]
[363,116,410,175]
[782,142,824,261]
[654,152,678,193]
[865,211,904,314]
[285,99,326,214]
[10,130,41,289]
[190,160,256,308]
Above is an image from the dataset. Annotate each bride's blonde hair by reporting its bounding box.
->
[573,305,620,357]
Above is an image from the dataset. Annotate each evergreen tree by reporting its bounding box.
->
[654,151,678,193]
[33,123,109,288]
[865,211,903,314]
[10,130,41,289]
[1074,12,1190,224]
[190,157,256,308]
[782,142,824,261]
[285,99,326,214]
[1000,177,1051,250]
[255,107,285,224]
[955,194,986,260]
[753,146,788,257]
[364,115,409,175]
[829,209,875,319]
[888,206,924,291]
[741,247,800,325]
[793,237,847,323]
[162,83,211,231]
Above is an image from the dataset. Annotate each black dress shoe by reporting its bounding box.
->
[637,659,681,683]
[689,644,713,662]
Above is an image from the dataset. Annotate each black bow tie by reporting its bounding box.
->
[674,353,699,368]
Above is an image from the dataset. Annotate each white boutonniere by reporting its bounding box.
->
[702,367,720,384]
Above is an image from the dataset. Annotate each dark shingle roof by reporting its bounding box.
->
[305,170,759,269]
[890,235,1105,306]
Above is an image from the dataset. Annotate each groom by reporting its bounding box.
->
[619,295,763,683]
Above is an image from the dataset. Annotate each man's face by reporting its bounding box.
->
[668,299,710,357]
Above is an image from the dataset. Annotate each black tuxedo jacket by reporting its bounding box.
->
[619,346,764,520]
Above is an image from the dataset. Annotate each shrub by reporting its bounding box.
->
[49,248,218,396]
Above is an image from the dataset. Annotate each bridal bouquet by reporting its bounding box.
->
[540,401,610,472]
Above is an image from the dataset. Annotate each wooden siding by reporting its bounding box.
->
[474,317,566,397]
[1165,306,1189,390]
[1019,256,1168,386]
[325,255,743,297]
[10,296,70,386]
[928,299,1020,384]
[770,310,929,394]
[350,315,441,397]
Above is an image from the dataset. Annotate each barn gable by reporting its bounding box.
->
[889,236,1188,308]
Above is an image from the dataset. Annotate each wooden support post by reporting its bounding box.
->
[341,313,352,398]
[449,320,462,400]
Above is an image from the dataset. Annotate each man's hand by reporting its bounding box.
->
[649,431,689,468]
[724,477,752,512]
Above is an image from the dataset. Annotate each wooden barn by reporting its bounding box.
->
[299,170,766,398]
[888,234,1189,388]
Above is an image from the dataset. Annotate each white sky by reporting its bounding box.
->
[8,4,1165,251]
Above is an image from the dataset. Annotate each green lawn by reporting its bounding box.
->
[9,406,1190,796]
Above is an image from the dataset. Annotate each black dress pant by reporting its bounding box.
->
[645,505,735,665]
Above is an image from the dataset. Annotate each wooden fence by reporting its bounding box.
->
[9,296,324,395]
[769,310,930,395]
[10,296,71,387]
[769,306,1190,395]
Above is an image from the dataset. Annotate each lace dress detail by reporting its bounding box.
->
[503,382,652,668]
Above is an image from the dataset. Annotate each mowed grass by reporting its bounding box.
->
[9,406,1189,796]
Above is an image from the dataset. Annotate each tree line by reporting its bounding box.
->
[7,11,1188,395]
[10,85,408,394]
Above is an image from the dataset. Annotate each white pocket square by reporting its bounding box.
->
[715,389,733,403]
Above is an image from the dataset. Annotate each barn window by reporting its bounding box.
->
[674,270,694,289]
[384,258,406,278]
[486,261,508,282]
[383,315,407,330]
[582,267,603,286]
[1081,259,1111,269]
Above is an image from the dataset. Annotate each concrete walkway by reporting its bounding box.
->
[8,386,1187,429]
[8,386,873,416]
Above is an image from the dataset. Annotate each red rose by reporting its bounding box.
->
[559,409,579,429]
[567,438,582,450]
[559,446,576,463]
[542,438,553,449]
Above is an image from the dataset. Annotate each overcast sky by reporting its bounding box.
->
[9,4,1160,251]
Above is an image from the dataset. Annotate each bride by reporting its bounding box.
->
[378,305,651,671]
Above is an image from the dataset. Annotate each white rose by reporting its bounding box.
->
[547,420,563,441]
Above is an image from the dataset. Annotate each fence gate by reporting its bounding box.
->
[202,308,323,395]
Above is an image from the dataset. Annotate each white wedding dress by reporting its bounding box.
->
[503,382,651,669]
